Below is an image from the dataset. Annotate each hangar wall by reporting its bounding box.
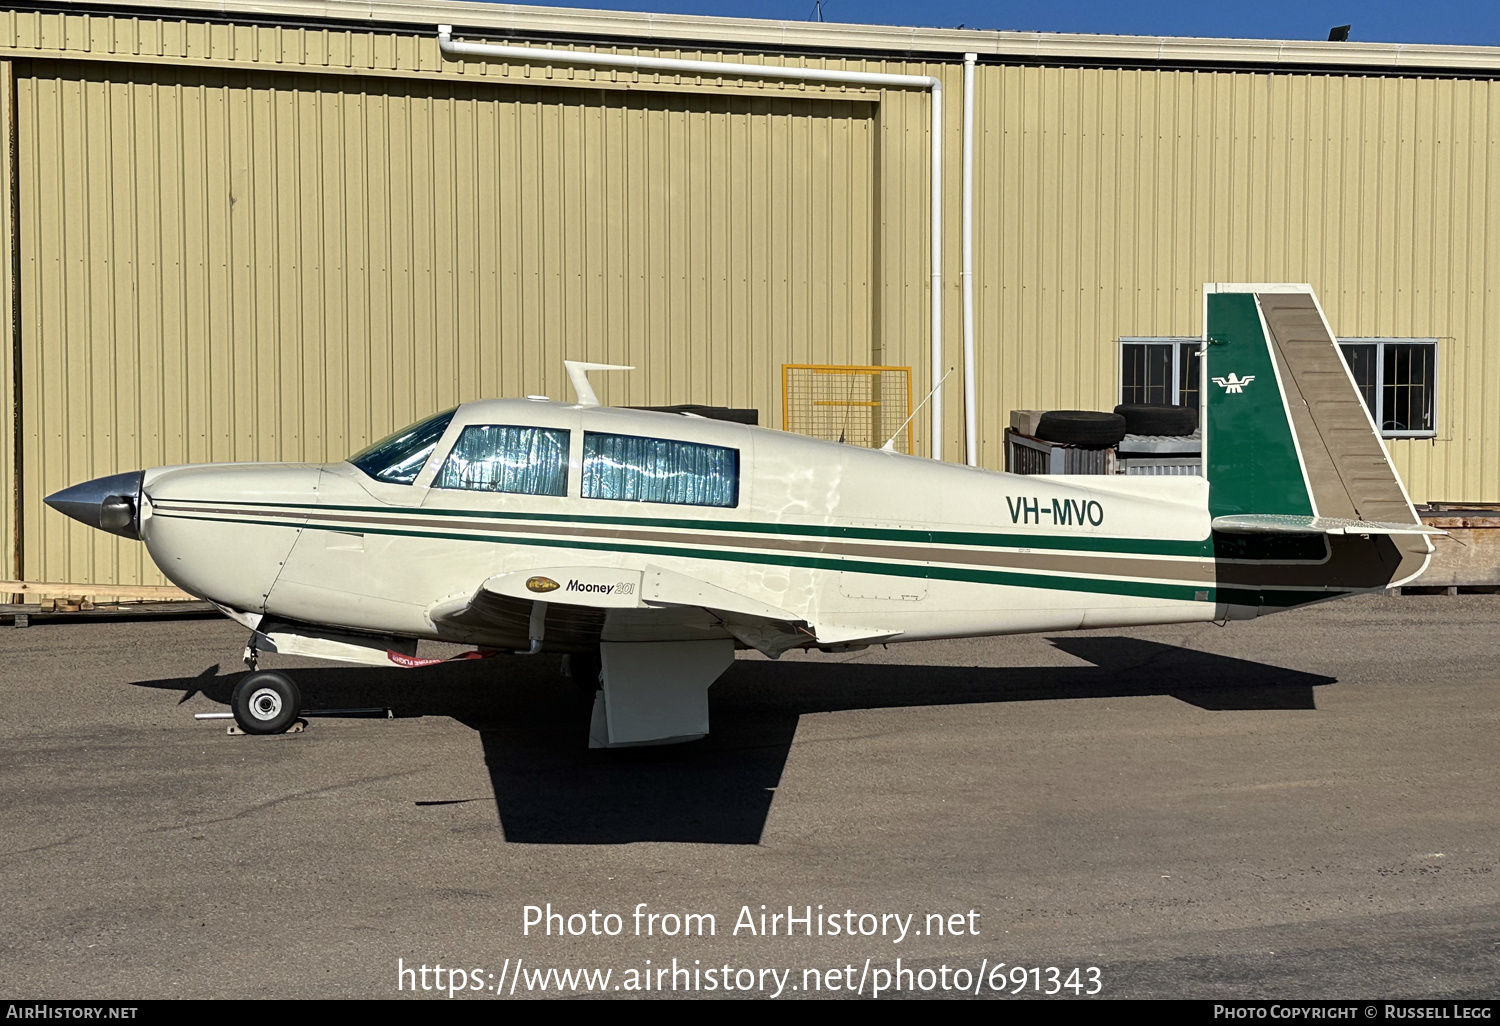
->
[2,1,1499,589]
[973,64,1500,503]
[9,48,899,588]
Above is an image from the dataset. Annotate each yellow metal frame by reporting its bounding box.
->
[782,363,914,454]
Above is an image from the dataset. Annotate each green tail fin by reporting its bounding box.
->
[1202,290,1314,519]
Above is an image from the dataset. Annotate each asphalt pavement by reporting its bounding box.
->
[0,594,1495,999]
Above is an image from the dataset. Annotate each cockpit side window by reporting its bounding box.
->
[348,409,456,484]
[581,432,739,508]
[434,425,571,496]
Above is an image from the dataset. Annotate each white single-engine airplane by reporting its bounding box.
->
[47,284,1438,746]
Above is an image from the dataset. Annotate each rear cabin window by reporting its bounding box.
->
[349,409,456,484]
[581,432,739,508]
[434,425,570,496]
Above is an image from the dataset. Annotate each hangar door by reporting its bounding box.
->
[13,59,876,589]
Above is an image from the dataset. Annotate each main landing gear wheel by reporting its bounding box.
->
[231,671,302,735]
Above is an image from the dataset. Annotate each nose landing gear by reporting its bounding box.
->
[231,670,302,735]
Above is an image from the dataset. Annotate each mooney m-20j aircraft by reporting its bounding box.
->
[47,284,1437,746]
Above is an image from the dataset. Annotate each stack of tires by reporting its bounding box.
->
[1032,410,1127,448]
[1032,404,1196,448]
[1112,404,1197,438]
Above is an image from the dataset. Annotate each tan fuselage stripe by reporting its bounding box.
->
[152,500,1217,585]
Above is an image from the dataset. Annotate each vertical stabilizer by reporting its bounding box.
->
[1202,284,1432,591]
[1202,288,1315,520]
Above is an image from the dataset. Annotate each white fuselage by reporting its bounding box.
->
[140,399,1222,649]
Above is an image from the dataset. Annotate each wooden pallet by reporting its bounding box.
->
[1,599,217,626]
[0,580,204,626]
[2,580,191,601]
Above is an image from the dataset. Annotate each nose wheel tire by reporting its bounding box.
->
[231,671,302,735]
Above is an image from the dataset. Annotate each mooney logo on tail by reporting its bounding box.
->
[1212,373,1255,394]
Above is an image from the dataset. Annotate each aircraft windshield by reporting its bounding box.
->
[348,409,456,484]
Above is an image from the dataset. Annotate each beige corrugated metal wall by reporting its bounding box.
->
[973,65,1500,502]
[1,59,13,583]
[3,5,1500,589]
[16,58,878,587]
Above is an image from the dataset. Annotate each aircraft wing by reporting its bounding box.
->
[427,564,900,657]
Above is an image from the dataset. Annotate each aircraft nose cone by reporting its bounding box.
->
[43,470,145,539]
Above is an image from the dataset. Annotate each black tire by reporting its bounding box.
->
[1034,410,1128,448]
[231,671,301,735]
[1113,403,1198,437]
[567,650,603,695]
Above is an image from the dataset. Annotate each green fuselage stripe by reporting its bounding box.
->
[157,510,1212,603]
[187,497,1215,557]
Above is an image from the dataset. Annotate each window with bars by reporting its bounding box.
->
[1119,337,1437,439]
[1118,339,1201,410]
[1336,339,1438,438]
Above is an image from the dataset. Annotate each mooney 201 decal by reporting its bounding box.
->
[47,284,1439,746]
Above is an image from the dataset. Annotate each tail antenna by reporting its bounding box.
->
[876,366,954,450]
[881,368,953,453]
[564,360,635,407]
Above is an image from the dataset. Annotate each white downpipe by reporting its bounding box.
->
[437,25,949,459]
[927,82,943,460]
[961,53,977,467]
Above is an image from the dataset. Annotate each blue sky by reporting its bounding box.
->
[555,1,1500,47]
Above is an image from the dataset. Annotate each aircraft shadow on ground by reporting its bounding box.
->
[133,637,1334,846]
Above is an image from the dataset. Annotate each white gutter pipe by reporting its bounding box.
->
[437,25,949,459]
[961,52,977,467]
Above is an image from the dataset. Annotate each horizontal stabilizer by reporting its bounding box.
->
[1212,514,1445,537]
